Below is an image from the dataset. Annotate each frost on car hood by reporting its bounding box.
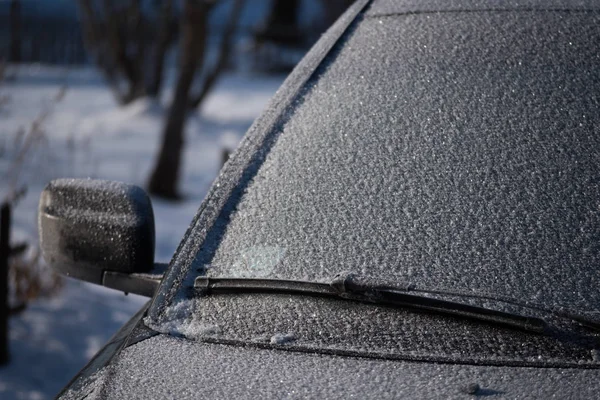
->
[63,334,600,399]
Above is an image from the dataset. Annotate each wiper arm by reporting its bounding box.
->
[194,273,547,334]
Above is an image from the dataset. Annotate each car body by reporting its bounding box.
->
[47,0,600,398]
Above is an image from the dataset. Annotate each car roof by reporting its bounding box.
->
[367,0,600,15]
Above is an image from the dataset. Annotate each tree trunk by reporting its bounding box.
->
[147,0,175,98]
[148,0,209,199]
[190,0,245,108]
[102,0,144,102]
[77,0,146,105]
[0,204,10,365]
[129,0,147,98]
[78,0,128,104]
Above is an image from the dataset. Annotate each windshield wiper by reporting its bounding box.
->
[194,272,547,334]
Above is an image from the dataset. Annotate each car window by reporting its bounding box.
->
[193,10,600,313]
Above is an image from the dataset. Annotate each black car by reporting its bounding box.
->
[40,0,600,398]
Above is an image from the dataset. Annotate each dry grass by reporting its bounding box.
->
[2,85,66,204]
[9,247,64,314]
[0,64,67,312]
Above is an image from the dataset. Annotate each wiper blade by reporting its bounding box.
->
[194,273,547,334]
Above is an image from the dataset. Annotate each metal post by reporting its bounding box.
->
[0,203,10,365]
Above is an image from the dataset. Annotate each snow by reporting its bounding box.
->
[270,333,297,345]
[0,65,283,399]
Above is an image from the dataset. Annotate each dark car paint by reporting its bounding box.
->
[54,302,153,398]
[65,334,600,399]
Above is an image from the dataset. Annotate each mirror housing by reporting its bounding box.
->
[38,179,163,296]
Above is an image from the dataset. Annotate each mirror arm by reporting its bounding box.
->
[102,263,168,297]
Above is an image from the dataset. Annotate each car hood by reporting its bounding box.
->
[63,334,599,399]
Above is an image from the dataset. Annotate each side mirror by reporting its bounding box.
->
[38,179,165,297]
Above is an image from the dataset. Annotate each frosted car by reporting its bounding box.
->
[39,0,600,398]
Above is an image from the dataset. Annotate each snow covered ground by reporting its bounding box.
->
[0,65,284,399]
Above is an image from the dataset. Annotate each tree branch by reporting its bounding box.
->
[77,0,133,104]
[101,0,143,102]
[189,0,245,108]
[147,0,175,97]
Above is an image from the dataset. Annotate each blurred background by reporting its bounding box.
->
[0,0,352,398]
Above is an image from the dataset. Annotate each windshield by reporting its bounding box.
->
[191,10,600,313]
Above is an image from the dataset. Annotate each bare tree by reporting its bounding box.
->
[189,0,245,108]
[148,0,245,199]
[77,0,177,105]
[147,0,210,198]
[78,0,245,198]
[147,0,176,97]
